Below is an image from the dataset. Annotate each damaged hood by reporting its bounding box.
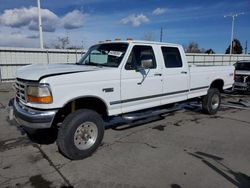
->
[16,63,102,81]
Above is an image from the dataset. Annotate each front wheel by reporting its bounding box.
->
[202,88,221,115]
[57,109,104,160]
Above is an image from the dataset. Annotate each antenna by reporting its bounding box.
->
[160,27,163,42]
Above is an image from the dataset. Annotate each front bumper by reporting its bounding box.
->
[13,99,58,129]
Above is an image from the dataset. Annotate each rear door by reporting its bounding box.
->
[160,46,189,104]
[120,44,163,113]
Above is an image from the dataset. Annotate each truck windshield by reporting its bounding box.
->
[235,62,250,71]
[77,43,128,67]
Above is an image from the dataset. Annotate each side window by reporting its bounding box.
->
[161,47,183,68]
[125,45,156,70]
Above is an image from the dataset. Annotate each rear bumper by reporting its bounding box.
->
[13,99,58,129]
[233,82,249,91]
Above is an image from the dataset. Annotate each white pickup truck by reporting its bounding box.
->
[12,40,234,159]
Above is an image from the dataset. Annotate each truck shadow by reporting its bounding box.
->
[105,102,205,131]
[105,116,164,131]
[187,151,250,188]
[20,116,165,145]
[21,101,222,145]
[24,127,58,145]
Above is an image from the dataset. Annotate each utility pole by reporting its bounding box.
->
[160,27,163,42]
[37,0,44,49]
[224,12,244,54]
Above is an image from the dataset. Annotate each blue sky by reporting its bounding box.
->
[0,0,249,53]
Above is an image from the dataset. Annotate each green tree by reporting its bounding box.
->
[225,39,243,54]
[205,49,215,54]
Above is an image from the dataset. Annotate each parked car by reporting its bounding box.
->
[11,40,234,160]
[233,61,250,92]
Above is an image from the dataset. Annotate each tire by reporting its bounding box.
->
[202,88,221,115]
[57,109,104,160]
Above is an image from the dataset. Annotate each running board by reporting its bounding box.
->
[122,106,181,121]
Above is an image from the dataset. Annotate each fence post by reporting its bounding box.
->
[46,50,50,64]
[0,68,2,83]
[67,50,69,63]
[75,49,78,63]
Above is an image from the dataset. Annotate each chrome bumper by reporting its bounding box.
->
[13,99,58,129]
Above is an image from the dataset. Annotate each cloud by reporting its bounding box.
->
[11,31,22,35]
[152,8,167,15]
[0,32,39,47]
[26,34,39,39]
[61,10,86,29]
[119,14,149,27]
[0,7,59,32]
[0,7,86,32]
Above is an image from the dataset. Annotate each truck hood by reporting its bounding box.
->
[16,64,102,81]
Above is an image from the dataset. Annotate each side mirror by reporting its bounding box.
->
[141,59,153,69]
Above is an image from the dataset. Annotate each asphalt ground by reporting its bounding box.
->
[0,82,250,188]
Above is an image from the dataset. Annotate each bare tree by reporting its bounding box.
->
[53,36,70,49]
[185,42,200,53]
[141,32,156,41]
[185,41,206,53]
[67,45,83,50]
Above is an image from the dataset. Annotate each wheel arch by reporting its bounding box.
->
[52,96,108,127]
[210,79,224,92]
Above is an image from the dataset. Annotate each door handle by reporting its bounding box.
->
[154,73,162,76]
[181,71,187,74]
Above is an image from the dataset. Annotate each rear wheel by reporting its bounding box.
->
[202,88,221,115]
[57,109,104,160]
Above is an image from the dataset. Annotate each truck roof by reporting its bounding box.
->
[98,40,181,48]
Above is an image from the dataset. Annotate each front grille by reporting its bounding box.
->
[15,80,27,103]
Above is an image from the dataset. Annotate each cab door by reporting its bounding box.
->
[120,44,163,113]
[160,46,189,105]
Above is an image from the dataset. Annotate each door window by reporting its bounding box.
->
[161,47,182,68]
[125,45,156,70]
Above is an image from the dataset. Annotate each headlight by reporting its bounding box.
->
[27,84,53,104]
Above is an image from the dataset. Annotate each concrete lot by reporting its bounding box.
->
[0,83,250,188]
